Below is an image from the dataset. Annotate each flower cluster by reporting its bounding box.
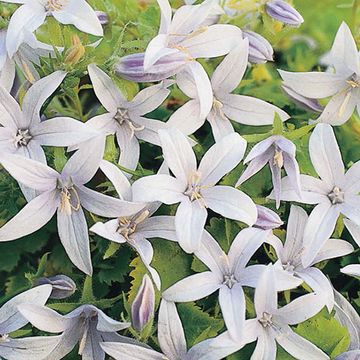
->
[0,0,358,359]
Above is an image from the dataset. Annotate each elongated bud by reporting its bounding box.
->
[95,11,109,25]
[243,30,273,64]
[282,85,324,112]
[115,52,187,83]
[64,35,85,66]
[35,275,76,299]
[265,0,304,27]
[131,274,155,332]
[254,205,283,230]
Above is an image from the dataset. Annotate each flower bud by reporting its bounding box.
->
[265,0,304,27]
[243,30,273,64]
[115,52,188,83]
[95,11,109,25]
[131,274,155,332]
[254,205,283,230]
[64,35,85,66]
[35,275,76,299]
[282,85,324,112]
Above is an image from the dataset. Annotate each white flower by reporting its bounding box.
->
[168,40,289,142]
[162,228,300,341]
[272,205,353,310]
[269,123,360,267]
[279,22,360,126]
[90,160,177,289]
[340,219,360,278]
[3,0,103,57]
[132,128,257,253]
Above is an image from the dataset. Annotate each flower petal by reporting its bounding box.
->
[0,85,24,129]
[207,108,234,142]
[100,342,164,360]
[137,216,177,241]
[311,238,354,265]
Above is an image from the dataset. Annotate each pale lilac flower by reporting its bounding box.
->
[341,219,360,278]
[3,0,103,57]
[335,351,360,360]
[95,11,109,25]
[254,205,283,230]
[19,303,132,360]
[132,129,257,253]
[0,141,145,275]
[237,135,301,208]
[117,0,242,83]
[0,71,98,200]
[90,160,177,289]
[333,289,360,351]
[168,40,289,142]
[197,265,329,360]
[163,229,300,341]
[273,205,353,310]
[243,30,274,64]
[0,285,60,360]
[282,85,324,112]
[131,274,155,332]
[79,64,172,172]
[280,22,360,126]
[265,0,304,27]
[269,123,360,267]
[35,275,76,299]
[101,299,226,360]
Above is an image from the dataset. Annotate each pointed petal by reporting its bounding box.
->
[77,185,145,218]
[199,132,247,184]
[343,161,360,194]
[298,267,334,311]
[344,218,360,247]
[278,70,346,98]
[158,300,187,359]
[311,238,354,265]
[100,342,164,360]
[222,94,289,126]
[302,203,340,267]
[57,207,92,275]
[22,71,67,127]
[207,108,235,142]
[202,186,257,226]
[0,85,23,129]
[0,285,52,334]
[269,160,282,209]
[219,284,245,342]
[162,271,220,302]
[341,264,360,277]
[158,0,172,34]
[340,194,360,224]
[132,174,186,204]
[18,304,70,332]
[88,64,125,112]
[276,325,329,360]
[254,265,277,315]
[136,216,177,241]
[116,126,140,171]
[0,190,58,241]
[175,198,208,253]
[252,330,277,360]
[90,219,126,244]
[96,309,130,332]
[211,39,249,95]
[53,0,103,36]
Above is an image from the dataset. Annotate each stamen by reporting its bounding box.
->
[259,312,273,328]
[13,129,32,148]
[184,171,208,208]
[273,149,284,169]
[223,273,237,288]
[213,99,228,121]
[328,186,345,205]
[58,179,81,215]
[45,0,68,11]
[117,210,150,239]
[114,108,145,139]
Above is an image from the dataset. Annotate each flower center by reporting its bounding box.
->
[57,179,81,215]
[212,98,228,121]
[259,312,273,328]
[45,0,67,11]
[117,210,150,239]
[114,108,145,138]
[283,261,296,274]
[0,334,9,343]
[13,129,32,147]
[328,186,344,205]
[223,273,237,289]
[273,148,284,169]
[184,171,208,208]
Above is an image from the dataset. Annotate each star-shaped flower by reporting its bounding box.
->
[132,128,257,253]
[168,40,289,142]
[0,71,98,200]
[162,228,300,341]
[19,303,132,360]
[269,123,360,267]
[273,205,353,310]
[90,160,177,289]
[279,22,360,126]
[3,0,103,57]
[0,140,145,274]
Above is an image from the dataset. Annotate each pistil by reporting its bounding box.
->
[328,186,345,204]
[184,171,208,208]
[259,312,273,328]
[13,129,32,147]
[114,108,145,138]
[117,210,150,239]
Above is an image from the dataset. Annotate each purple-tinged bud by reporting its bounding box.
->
[131,274,155,332]
[282,85,324,113]
[243,30,274,64]
[115,52,188,83]
[95,11,109,26]
[35,275,76,299]
[265,0,304,27]
[254,205,283,230]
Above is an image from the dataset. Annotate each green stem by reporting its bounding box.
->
[352,0,359,33]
